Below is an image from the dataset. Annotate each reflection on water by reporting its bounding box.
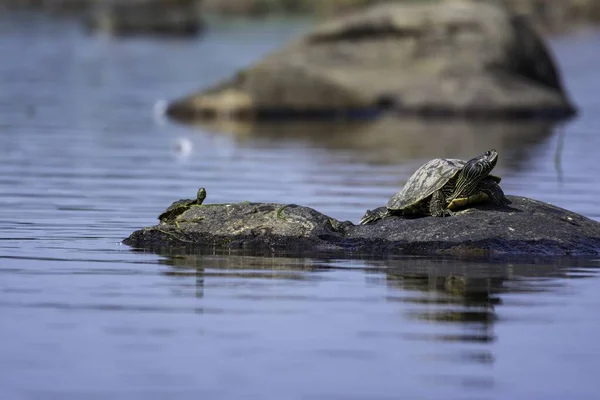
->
[1,13,600,399]
[3,249,600,398]
[143,252,600,397]
[193,116,561,169]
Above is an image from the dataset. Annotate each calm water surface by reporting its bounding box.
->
[1,13,600,399]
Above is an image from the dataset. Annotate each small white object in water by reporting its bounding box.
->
[174,137,193,157]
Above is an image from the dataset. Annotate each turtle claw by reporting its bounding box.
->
[359,209,377,225]
[359,207,388,225]
[436,209,455,217]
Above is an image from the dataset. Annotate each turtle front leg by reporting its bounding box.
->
[479,178,511,207]
[359,207,389,225]
[429,190,451,217]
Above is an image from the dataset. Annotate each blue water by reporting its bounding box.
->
[1,13,600,399]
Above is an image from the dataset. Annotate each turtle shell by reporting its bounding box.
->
[165,199,195,213]
[387,158,501,212]
[158,199,196,222]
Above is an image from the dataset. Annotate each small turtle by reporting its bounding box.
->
[359,149,509,224]
[158,187,207,224]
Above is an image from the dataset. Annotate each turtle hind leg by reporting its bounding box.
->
[479,179,511,207]
[359,206,390,225]
[429,190,451,217]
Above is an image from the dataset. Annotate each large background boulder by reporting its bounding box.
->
[201,0,600,34]
[167,0,577,121]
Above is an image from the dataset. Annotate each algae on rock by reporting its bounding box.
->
[124,196,600,257]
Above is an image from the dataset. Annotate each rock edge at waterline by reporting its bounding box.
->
[123,196,600,257]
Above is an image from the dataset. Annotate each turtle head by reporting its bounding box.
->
[466,149,498,173]
[450,150,498,200]
[196,187,207,201]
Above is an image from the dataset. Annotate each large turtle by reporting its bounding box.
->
[359,149,510,224]
[158,187,207,224]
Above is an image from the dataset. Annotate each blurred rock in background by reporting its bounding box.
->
[503,0,600,33]
[84,0,203,37]
[1,0,204,37]
[2,1,600,34]
[166,1,577,122]
[201,0,600,34]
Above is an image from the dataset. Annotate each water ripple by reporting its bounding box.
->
[0,14,600,400]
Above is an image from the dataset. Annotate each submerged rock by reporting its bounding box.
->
[167,0,576,121]
[124,196,600,257]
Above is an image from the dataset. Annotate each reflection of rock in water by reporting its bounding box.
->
[160,252,327,273]
[192,116,560,172]
[157,252,355,307]
[390,274,501,323]
[158,253,332,301]
[376,257,586,344]
[386,270,501,342]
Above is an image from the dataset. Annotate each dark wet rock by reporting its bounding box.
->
[84,0,203,36]
[124,202,355,254]
[167,1,576,122]
[351,197,600,256]
[124,196,600,257]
